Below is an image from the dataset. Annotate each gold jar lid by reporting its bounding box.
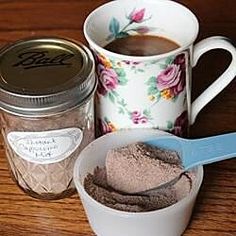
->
[0,37,96,116]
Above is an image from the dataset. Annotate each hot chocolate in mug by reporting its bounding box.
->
[84,0,236,137]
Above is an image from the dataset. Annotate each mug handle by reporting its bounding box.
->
[191,36,236,124]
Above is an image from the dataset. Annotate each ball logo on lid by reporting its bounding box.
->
[13,50,74,70]
[7,128,83,164]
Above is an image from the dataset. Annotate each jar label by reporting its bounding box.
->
[7,128,83,164]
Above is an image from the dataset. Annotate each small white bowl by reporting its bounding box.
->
[73,129,203,236]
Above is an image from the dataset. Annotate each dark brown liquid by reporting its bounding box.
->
[105,35,179,56]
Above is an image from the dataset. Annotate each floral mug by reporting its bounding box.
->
[84,0,236,137]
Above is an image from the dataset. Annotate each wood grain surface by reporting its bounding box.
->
[0,0,236,235]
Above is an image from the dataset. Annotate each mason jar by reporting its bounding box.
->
[0,37,96,200]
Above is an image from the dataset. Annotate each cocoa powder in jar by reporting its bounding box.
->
[0,37,96,200]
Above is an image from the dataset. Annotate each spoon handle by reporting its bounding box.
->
[183,132,236,169]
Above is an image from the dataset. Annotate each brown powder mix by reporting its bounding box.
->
[84,167,193,212]
[106,142,184,193]
[1,100,94,200]
[84,142,194,212]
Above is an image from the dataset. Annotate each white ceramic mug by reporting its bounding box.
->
[84,0,236,137]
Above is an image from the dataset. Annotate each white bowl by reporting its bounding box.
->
[73,129,203,236]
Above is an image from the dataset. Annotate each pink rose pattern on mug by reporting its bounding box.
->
[106,8,152,41]
[95,50,189,137]
[94,7,189,137]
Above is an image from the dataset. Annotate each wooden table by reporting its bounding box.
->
[0,0,235,235]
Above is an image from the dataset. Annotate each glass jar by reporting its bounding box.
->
[0,37,96,200]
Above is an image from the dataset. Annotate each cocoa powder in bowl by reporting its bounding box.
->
[0,37,96,200]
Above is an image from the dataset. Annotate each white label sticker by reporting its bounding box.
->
[7,128,83,164]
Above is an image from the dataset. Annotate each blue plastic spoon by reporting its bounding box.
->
[142,132,236,192]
